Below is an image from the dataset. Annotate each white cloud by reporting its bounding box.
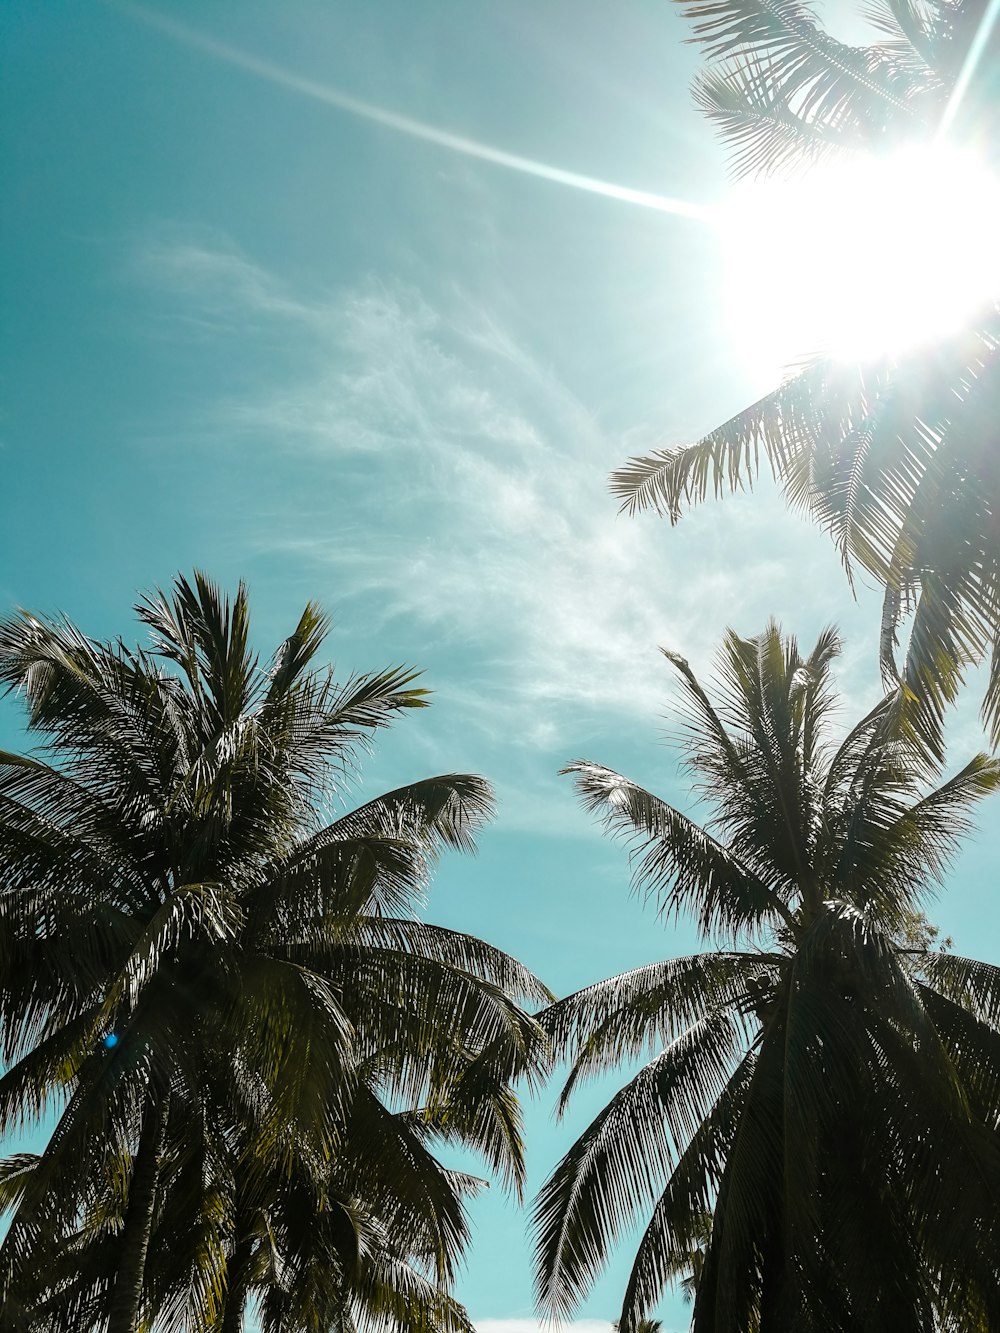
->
[473,1322,683,1333]
[133,228,326,332]
[134,232,874,768]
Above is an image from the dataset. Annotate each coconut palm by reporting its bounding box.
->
[612,0,1000,756]
[533,622,1000,1333]
[3,1122,486,1333]
[0,572,550,1332]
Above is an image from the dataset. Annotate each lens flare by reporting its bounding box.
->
[721,144,1000,379]
[112,1,712,223]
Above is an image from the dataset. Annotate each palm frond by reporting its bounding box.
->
[922,952,1000,1027]
[618,1055,754,1332]
[255,775,496,930]
[564,760,796,935]
[346,917,552,1006]
[343,1087,471,1287]
[693,54,867,176]
[533,1008,746,1318]
[541,953,765,1106]
[690,1009,786,1332]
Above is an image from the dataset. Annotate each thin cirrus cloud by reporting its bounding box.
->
[132,231,861,753]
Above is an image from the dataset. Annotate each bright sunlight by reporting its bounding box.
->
[722,144,1000,378]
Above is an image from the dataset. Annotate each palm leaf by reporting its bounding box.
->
[564,760,797,935]
[533,1008,746,1318]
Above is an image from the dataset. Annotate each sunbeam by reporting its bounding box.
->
[939,0,1000,136]
[111,1,715,224]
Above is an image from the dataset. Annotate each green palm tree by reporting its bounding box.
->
[0,572,551,1332]
[0,1132,486,1333]
[533,622,1000,1333]
[5,1128,486,1333]
[612,0,1000,756]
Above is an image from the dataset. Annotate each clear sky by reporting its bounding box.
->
[3,3,999,1331]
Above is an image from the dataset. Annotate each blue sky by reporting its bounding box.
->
[3,3,999,1330]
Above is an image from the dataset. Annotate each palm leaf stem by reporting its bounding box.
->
[107,1090,166,1333]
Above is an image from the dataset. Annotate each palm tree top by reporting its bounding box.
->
[611,0,1000,758]
[0,570,434,819]
[565,621,999,946]
[672,0,997,179]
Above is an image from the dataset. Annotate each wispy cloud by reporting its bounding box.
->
[473,1321,682,1333]
[133,231,868,766]
[130,229,328,333]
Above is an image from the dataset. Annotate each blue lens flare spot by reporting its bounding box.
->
[103,1033,120,1050]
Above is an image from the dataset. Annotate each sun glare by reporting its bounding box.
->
[721,144,1000,379]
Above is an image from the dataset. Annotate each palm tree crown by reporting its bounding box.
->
[0,572,551,1332]
[612,0,1000,755]
[533,622,1000,1333]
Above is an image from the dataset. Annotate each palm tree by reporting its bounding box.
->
[0,572,551,1332]
[612,0,1000,756]
[533,622,1000,1333]
[5,1125,487,1333]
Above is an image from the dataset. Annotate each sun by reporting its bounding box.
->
[720,143,1000,380]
